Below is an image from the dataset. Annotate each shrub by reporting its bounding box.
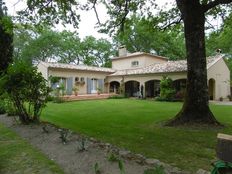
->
[159,76,175,101]
[108,95,126,99]
[53,96,65,103]
[0,61,50,124]
[4,98,17,116]
[46,95,54,101]
[0,100,6,114]
[227,95,232,101]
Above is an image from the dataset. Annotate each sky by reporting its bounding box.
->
[5,0,173,40]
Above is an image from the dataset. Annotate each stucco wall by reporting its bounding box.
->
[37,62,48,80]
[48,68,111,94]
[108,72,187,85]
[112,55,167,70]
[207,58,231,100]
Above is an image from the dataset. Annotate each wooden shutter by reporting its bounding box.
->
[87,78,92,94]
[66,77,73,95]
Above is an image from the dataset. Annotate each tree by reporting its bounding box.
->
[0,0,13,74]
[22,0,232,125]
[80,36,115,67]
[115,15,186,60]
[20,29,63,64]
[0,61,50,124]
[167,0,232,126]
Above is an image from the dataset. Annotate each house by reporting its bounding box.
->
[37,47,231,100]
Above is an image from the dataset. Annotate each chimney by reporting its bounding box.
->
[118,46,127,57]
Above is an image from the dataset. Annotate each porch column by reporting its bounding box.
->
[140,82,145,99]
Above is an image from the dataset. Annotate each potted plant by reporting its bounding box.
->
[219,97,223,101]
[97,87,102,95]
[72,86,79,96]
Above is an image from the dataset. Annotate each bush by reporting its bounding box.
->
[227,95,232,101]
[47,95,54,101]
[53,97,65,103]
[0,100,6,114]
[0,61,50,124]
[159,76,175,101]
[108,95,126,99]
[4,98,17,116]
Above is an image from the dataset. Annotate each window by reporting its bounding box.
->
[131,61,139,67]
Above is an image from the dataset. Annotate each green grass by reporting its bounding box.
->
[41,99,232,172]
[0,123,64,174]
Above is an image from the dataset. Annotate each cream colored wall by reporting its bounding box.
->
[144,56,167,66]
[48,68,111,94]
[207,58,230,100]
[112,55,167,70]
[112,57,145,70]
[108,72,187,85]
[37,62,48,80]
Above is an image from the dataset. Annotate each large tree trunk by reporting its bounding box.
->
[167,0,220,126]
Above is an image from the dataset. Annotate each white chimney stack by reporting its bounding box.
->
[118,46,127,57]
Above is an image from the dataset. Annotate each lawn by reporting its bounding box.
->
[0,123,64,174]
[41,99,232,172]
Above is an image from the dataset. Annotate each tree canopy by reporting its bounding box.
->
[14,26,115,67]
[0,0,13,74]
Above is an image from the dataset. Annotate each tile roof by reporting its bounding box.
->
[40,54,223,76]
[40,61,115,73]
[109,54,223,76]
[112,52,168,60]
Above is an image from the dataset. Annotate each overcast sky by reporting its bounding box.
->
[5,0,175,39]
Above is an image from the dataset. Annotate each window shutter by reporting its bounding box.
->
[87,78,91,94]
[66,77,73,95]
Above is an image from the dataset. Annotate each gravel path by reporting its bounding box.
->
[0,114,195,174]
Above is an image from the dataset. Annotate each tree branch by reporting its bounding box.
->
[202,0,232,12]
[92,0,101,25]
[159,17,182,30]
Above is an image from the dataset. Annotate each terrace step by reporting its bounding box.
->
[62,94,115,101]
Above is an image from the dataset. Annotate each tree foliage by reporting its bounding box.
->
[0,0,13,74]
[14,27,115,67]
[115,15,185,60]
[159,76,176,101]
[0,61,50,124]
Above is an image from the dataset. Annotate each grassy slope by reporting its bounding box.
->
[41,99,232,172]
[0,123,64,174]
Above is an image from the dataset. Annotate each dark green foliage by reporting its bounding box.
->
[46,95,54,102]
[115,15,185,60]
[118,160,125,174]
[158,76,176,101]
[107,153,119,162]
[49,76,61,84]
[0,100,5,114]
[94,162,101,174]
[108,95,126,99]
[0,3,13,74]
[58,128,72,144]
[0,61,50,124]
[3,98,17,116]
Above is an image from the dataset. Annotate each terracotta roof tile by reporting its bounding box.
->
[109,54,223,76]
[40,62,115,73]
